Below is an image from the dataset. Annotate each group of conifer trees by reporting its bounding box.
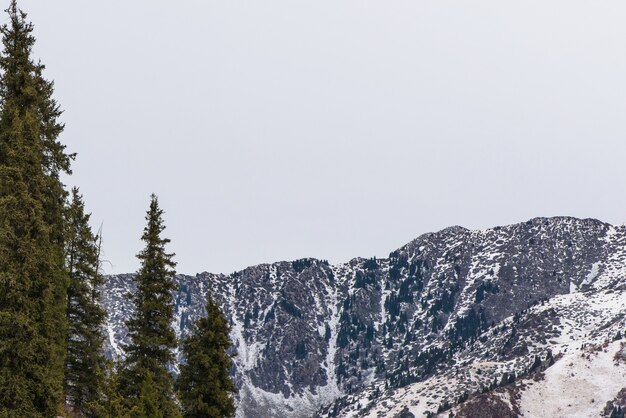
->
[0,2,236,417]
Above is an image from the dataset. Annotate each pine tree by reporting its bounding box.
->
[87,361,129,418]
[64,188,108,416]
[0,2,72,416]
[176,294,237,418]
[121,194,181,417]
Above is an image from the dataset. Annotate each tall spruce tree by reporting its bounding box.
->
[86,361,129,418]
[176,294,237,418]
[0,1,72,416]
[121,194,181,417]
[64,188,107,416]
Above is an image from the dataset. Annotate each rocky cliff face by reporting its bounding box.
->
[101,217,626,417]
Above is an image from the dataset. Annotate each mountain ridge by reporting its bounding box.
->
[101,216,626,417]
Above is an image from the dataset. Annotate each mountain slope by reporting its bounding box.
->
[101,216,626,417]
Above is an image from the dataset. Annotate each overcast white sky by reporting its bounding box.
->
[16,1,626,275]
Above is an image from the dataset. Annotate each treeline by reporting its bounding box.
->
[0,2,236,417]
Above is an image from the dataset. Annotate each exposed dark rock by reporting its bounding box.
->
[100,216,626,417]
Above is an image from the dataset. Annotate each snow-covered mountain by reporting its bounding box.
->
[101,217,626,418]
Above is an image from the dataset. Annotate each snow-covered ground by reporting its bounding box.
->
[520,341,626,418]
[343,272,626,418]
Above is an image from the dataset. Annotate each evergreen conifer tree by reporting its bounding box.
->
[176,294,237,418]
[0,2,72,415]
[121,194,181,417]
[88,361,129,418]
[64,188,108,416]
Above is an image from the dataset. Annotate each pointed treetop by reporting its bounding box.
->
[2,0,34,52]
[139,193,175,262]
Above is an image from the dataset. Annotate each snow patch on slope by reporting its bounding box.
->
[107,322,122,358]
[520,341,626,418]
[317,265,342,403]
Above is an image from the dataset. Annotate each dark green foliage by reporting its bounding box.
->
[87,362,129,418]
[453,264,461,276]
[177,295,237,418]
[131,371,165,418]
[437,400,451,413]
[397,276,418,303]
[499,372,516,386]
[362,257,378,270]
[428,284,458,315]
[385,293,401,319]
[295,340,307,359]
[458,391,469,403]
[292,258,313,273]
[0,2,72,415]
[415,347,448,376]
[324,323,332,342]
[337,321,350,349]
[280,299,302,318]
[447,307,488,347]
[343,295,351,310]
[64,188,108,416]
[365,324,375,341]
[611,406,625,418]
[354,269,377,289]
[397,260,424,304]
[388,251,409,281]
[120,195,180,417]
[475,280,499,303]
[337,310,367,350]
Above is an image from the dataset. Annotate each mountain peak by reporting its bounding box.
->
[101,216,626,417]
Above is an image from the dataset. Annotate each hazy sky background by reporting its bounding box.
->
[17,1,626,275]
